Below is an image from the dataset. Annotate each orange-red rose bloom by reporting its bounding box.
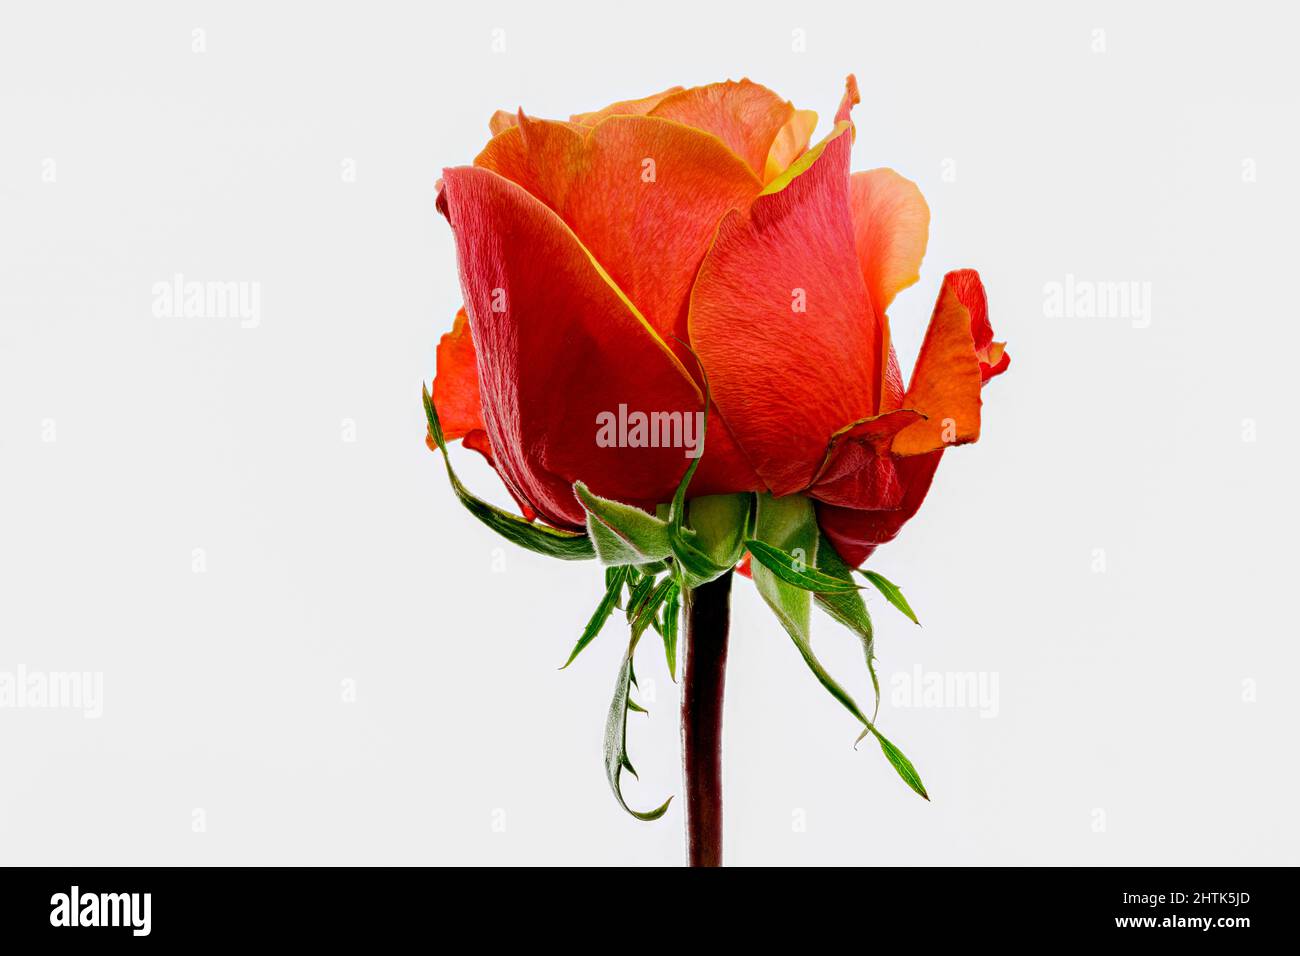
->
[432,77,1008,567]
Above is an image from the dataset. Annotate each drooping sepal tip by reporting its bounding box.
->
[422,385,595,560]
[859,568,921,625]
[747,492,930,801]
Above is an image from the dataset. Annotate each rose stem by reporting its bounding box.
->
[680,569,733,867]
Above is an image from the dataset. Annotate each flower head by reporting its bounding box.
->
[432,76,1007,556]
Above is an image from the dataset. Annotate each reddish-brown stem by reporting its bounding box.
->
[680,570,732,867]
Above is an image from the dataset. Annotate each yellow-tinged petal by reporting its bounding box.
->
[850,169,930,315]
[891,270,1007,457]
[475,112,762,363]
[688,79,879,496]
[569,86,685,126]
[764,109,818,183]
[488,110,518,136]
[848,168,930,413]
[649,79,795,178]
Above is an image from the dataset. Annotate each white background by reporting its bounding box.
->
[2,0,1297,865]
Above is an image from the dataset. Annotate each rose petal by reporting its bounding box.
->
[980,341,1010,382]
[476,113,762,362]
[432,307,485,442]
[850,169,930,316]
[880,324,906,412]
[688,77,880,496]
[430,307,538,520]
[649,79,795,178]
[488,110,518,136]
[764,109,818,184]
[437,165,758,527]
[809,409,924,509]
[848,169,930,413]
[816,450,944,567]
[570,86,685,126]
[891,269,1009,457]
[736,551,753,579]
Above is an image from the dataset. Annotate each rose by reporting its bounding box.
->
[427,76,1012,848]
[431,76,1007,563]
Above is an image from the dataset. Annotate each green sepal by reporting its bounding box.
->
[660,583,681,681]
[422,386,594,561]
[813,531,881,724]
[869,731,928,800]
[859,569,921,625]
[749,493,818,654]
[668,524,731,589]
[749,493,929,801]
[657,353,733,589]
[605,566,627,609]
[560,566,629,669]
[632,576,676,641]
[664,393,706,531]
[573,481,673,566]
[686,493,752,569]
[603,630,673,821]
[624,574,657,626]
[745,539,862,593]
